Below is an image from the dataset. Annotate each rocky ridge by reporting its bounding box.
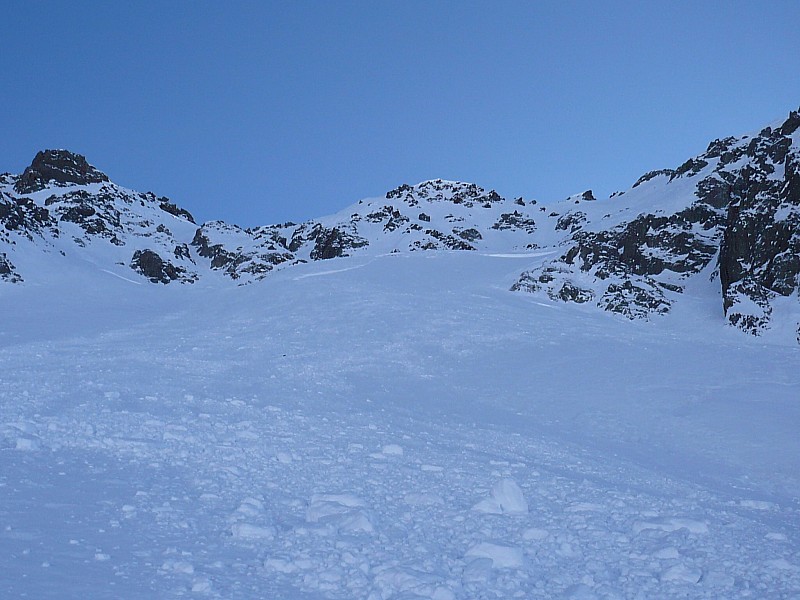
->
[1,109,799,342]
[513,109,800,340]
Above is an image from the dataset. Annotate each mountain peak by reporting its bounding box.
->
[14,149,109,194]
[385,179,502,206]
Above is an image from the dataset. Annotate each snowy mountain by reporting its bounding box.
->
[2,108,800,343]
[1,111,800,599]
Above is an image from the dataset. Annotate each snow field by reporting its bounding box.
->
[1,253,799,598]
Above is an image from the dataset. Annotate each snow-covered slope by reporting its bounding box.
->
[3,109,800,343]
[1,252,798,599]
[1,111,800,598]
[514,109,800,342]
[0,150,200,285]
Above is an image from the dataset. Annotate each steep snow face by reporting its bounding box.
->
[0,252,798,599]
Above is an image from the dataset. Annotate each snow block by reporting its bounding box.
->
[472,478,528,515]
[465,542,524,569]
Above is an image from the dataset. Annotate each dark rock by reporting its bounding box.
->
[191,227,241,269]
[454,227,482,242]
[418,212,431,222]
[599,278,670,319]
[581,190,596,201]
[491,211,536,233]
[632,169,676,188]
[308,225,369,260]
[555,211,587,233]
[14,150,109,194]
[704,137,738,159]
[0,195,56,241]
[191,225,296,280]
[391,180,504,209]
[386,183,414,199]
[671,158,709,180]
[411,229,475,251]
[130,249,193,284]
[364,205,409,232]
[511,264,594,305]
[159,198,195,223]
[779,109,800,136]
[718,149,800,332]
[173,243,194,262]
[0,252,22,283]
[564,210,720,280]
[556,281,594,303]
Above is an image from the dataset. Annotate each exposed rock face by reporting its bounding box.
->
[0,193,57,243]
[48,189,124,244]
[386,179,502,208]
[309,226,369,260]
[555,211,586,233]
[191,223,298,281]
[159,198,195,224]
[0,252,22,283]
[14,150,109,194]
[715,120,800,335]
[491,211,536,233]
[130,249,195,284]
[514,107,800,335]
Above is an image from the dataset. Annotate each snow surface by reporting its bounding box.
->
[1,251,799,598]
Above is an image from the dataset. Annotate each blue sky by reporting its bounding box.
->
[2,1,799,226]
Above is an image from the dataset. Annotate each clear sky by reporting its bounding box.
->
[2,1,799,227]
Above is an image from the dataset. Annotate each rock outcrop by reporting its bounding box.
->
[14,150,109,194]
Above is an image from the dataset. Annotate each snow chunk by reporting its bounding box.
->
[369,565,452,600]
[306,494,374,533]
[522,527,549,541]
[765,558,800,571]
[660,564,702,584]
[632,517,708,535]
[381,444,404,456]
[235,497,264,518]
[15,435,40,451]
[465,542,524,569]
[230,523,275,540]
[264,557,300,574]
[403,492,445,507]
[191,577,212,593]
[472,478,528,515]
[161,559,194,574]
[653,546,680,560]
[738,499,776,510]
[565,584,599,599]
[565,502,603,512]
[420,464,444,472]
[275,451,293,464]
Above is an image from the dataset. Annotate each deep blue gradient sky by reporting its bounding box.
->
[2,1,799,226]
